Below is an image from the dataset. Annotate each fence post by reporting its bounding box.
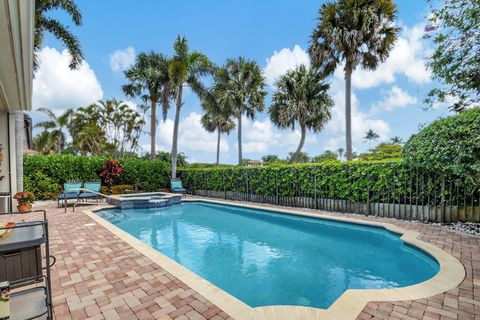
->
[246,170,250,202]
[441,174,446,223]
[314,173,318,210]
[366,168,370,216]
[276,170,279,205]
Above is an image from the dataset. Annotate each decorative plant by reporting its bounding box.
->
[13,192,35,204]
[98,159,124,188]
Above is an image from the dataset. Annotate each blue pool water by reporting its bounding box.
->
[97,202,439,309]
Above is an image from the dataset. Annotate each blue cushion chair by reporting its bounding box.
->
[78,181,102,202]
[57,182,82,207]
[171,179,186,196]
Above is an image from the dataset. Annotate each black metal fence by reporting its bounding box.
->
[182,165,480,223]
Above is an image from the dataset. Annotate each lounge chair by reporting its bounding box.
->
[78,181,102,202]
[170,179,186,197]
[57,181,82,208]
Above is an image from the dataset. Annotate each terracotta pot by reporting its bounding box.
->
[17,202,32,212]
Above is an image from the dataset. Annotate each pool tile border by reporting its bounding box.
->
[83,198,466,320]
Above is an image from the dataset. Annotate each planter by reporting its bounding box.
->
[17,203,32,212]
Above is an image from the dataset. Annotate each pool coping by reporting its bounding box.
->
[83,198,466,320]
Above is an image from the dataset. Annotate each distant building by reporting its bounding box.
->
[247,160,263,167]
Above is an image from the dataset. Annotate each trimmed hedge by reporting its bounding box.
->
[178,160,477,206]
[24,154,170,199]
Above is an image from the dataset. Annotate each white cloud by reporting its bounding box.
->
[336,23,431,89]
[369,86,417,114]
[122,100,138,111]
[241,116,317,154]
[109,47,136,72]
[323,78,390,151]
[264,45,310,87]
[147,112,230,155]
[33,47,103,112]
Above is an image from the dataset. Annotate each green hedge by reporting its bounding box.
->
[24,154,170,200]
[178,160,477,206]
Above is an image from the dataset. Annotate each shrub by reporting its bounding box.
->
[98,159,124,187]
[24,154,171,200]
[403,107,480,179]
[101,184,135,195]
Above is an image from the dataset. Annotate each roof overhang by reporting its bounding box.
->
[0,0,34,113]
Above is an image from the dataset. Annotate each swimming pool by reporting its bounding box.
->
[96,201,439,309]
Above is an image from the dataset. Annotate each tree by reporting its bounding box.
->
[75,124,107,155]
[168,35,214,178]
[311,150,338,163]
[358,143,402,161]
[201,93,235,165]
[215,58,267,165]
[262,154,281,164]
[34,108,73,153]
[287,151,310,163]
[123,52,171,160]
[34,0,84,70]
[269,65,333,163]
[309,0,398,160]
[337,147,345,161]
[364,129,379,149]
[95,99,145,157]
[424,0,479,112]
[403,107,480,179]
[390,136,403,145]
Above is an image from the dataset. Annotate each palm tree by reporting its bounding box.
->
[75,124,107,155]
[168,35,214,178]
[309,0,399,161]
[123,52,171,160]
[34,107,73,153]
[34,0,84,70]
[337,147,345,161]
[364,129,380,149]
[215,58,267,165]
[390,136,403,145]
[269,65,333,163]
[201,93,235,165]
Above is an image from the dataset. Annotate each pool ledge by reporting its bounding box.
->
[83,199,465,320]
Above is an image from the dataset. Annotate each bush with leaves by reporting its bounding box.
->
[24,154,171,199]
[403,107,480,180]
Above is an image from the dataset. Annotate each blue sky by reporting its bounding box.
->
[32,0,451,164]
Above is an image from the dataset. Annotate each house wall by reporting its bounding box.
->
[0,111,18,211]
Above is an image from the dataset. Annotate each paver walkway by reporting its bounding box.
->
[21,200,480,319]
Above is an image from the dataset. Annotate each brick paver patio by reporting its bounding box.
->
[22,200,480,319]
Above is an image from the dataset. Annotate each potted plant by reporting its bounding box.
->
[13,192,34,212]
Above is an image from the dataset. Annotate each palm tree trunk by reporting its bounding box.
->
[237,113,242,165]
[216,129,220,165]
[171,86,183,179]
[345,65,353,161]
[150,99,157,160]
[289,124,306,164]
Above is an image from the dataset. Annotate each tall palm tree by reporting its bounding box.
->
[34,107,73,153]
[309,0,399,160]
[390,136,403,145]
[34,0,83,70]
[168,35,214,178]
[364,129,379,149]
[215,58,267,165]
[123,52,171,160]
[201,92,235,165]
[269,65,333,163]
[337,147,345,161]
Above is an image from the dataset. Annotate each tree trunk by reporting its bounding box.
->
[216,129,220,165]
[237,113,242,165]
[289,124,306,164]
[150,99,157,160]
[171,86,183,179]
[345,65,353,161]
